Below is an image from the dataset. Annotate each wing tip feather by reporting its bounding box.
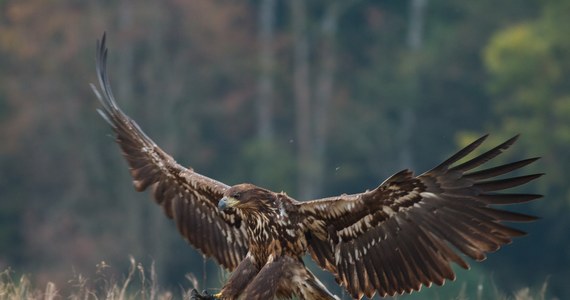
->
[429,134,489,172]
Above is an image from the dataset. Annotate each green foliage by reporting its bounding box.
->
[233,138,296,193]
[485,23,557,94]
[483,0,570,210]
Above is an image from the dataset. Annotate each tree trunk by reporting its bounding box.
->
[407,0,427,51]
[291,0,313,200]
[399,0,427,169]
[257,0,277,141]
[312,2,340,198]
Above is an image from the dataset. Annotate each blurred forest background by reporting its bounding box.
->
[0,0,568,299]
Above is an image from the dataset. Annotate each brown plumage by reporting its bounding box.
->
[92,33,543,300]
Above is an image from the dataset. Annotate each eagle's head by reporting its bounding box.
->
[218,183,277,214]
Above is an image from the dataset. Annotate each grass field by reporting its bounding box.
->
[0,258,550,300]
[0,257,193,300]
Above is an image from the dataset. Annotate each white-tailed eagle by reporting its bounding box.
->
[91,33,542,300]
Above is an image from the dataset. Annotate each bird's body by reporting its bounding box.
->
[224,186,301,263]
[92,34,543,300]
[214,185,339,299]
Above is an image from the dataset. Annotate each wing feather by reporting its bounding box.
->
[449,135,519,172]
[464,157,539,180]
[474,174,543,191]
[297,135,542,298]
[92,33,248,270]
[362,244,381,295]
[398,221,437,286]
[383,219,410,293]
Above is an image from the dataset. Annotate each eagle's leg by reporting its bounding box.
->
[242,256,340,300]
[219,254,260,299]
[240,256,290,299]
[292,266,340,300]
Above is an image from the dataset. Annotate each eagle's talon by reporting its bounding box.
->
[190,289,218,300]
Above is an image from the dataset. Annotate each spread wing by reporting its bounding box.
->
[91,33,248,270]
[297,135,542,299]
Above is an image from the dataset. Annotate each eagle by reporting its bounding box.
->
[91,34,542,300]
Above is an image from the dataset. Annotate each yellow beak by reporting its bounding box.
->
[218,196,239,211]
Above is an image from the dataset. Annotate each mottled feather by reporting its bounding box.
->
[92,33,248,270]
[297,135,542,298]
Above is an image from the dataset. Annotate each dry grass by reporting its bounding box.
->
[454,281,551,300]
[0,259,552,300]
[0,257,196,300]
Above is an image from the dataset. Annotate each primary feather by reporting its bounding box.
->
[92,33,248,270]
[298,135,542,298]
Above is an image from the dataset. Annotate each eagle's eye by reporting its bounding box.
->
[232,193,241,200]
